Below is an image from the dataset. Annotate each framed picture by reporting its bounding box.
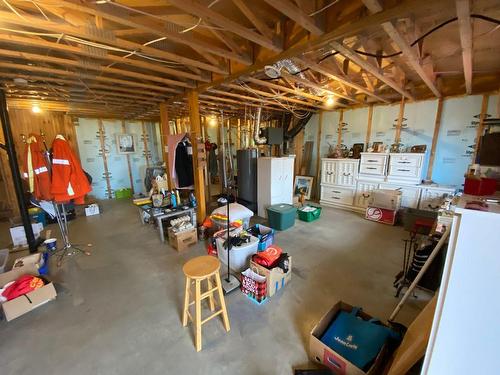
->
[116,134,136,154]
[294,175,314,200]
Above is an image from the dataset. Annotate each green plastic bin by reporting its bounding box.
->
[297,205,322,222]
[267,204,296,231]
[115,188,133,199]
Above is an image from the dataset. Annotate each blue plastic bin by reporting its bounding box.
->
[248,224,275,251]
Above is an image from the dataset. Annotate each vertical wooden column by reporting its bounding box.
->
[236,119,241,150]
[337,109,344,145]
[121,120,134,193]
[202,116,209,142]
[175,118,182,134]
[159,103,173,189]
[294,129,304,176]
[98,119,112,199]
[426,98,444,181]
[365,104,374,148]
[472,94,490,162]
[141,120,151,168]
[394,97,406,144]
[314,110,323,200]
[187,90,206,223]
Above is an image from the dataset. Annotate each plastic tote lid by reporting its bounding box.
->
[267,204,296,213]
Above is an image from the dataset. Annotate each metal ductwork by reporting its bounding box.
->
[264,59,305,80]
[253,107,267,145]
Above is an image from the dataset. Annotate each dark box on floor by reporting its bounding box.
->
[309,301,389,375]
[0,264,57,322]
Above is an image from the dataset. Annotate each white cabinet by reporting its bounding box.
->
[379,183,421,208]
[320,158,359,209]
[359,153,388,182]
[257,157,295,217]
[354,182,379,208]
[387,153,425,184]
[418,186,456,212]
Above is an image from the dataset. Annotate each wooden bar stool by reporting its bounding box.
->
[182,255,230,351]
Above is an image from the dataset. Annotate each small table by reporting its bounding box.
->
[137,204,196,242]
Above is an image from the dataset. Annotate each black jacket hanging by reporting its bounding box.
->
[175,140,194,187]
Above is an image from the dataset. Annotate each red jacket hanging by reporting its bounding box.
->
[50,135,91,204]
[22,134,53,201]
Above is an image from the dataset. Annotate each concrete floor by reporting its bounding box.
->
[0,200,429,375]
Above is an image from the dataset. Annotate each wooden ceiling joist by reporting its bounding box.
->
[232,0,275,41]
[262,0,324,36]
[0,10,227,74]
[456,0,473,94]
[361,0,441,97]
[168,0,281,52]
[329,41,415,100]
[243,76,327,103]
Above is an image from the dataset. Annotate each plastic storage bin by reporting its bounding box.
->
[115,188,133,199]
[247,224,275,251]
[216,234,259,272]
[266,204,296,231]
[0,249,9,273]
[298,206,322,222]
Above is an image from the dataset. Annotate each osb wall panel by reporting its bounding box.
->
[0,109,79,216]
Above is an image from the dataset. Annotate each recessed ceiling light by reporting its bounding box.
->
[324,96,335,108]
[32,104,41,113]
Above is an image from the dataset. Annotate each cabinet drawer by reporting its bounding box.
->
[390,154,422,168]
[360,163,385,176]
[361,154,387,165]
[321,186,354,205]
[388,164,420,179]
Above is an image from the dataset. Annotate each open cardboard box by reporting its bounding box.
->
[250,256,292,297]
[168,227,197,251]
[310,301,390,375]
[0,264,57,322]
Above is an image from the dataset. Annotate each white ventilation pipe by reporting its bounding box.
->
[253,107,266,145]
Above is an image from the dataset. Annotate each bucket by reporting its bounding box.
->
[44,238,57,252]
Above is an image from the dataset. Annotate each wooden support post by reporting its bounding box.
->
[473,94,490,162]
[365,104,374,148]
[294,129,304,177]
[337,109,344,145]
[121,120,134,193]
[426,98,444,181]
[236,118,241,150]
[159,103,174,189]
[176,118,182,134]
[394,96,405,144]
[141,121,151,168]
[314,110,324,201]
[187,90,206,224]
[98,119,112,199]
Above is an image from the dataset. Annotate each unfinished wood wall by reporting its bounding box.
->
[0,108,78,217]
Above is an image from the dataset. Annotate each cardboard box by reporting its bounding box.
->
[309,301,389,375]
[365,206,397,225]
[368,189,402,211]
[85,203,100,216]
[168,227,197,251]
[0,264,57,322]
[250,256,292,297]
[9,223,43,247]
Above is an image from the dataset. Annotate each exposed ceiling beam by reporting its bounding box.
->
[0,10,227,74]
[298,57,390,103]
[168,0,281,52]
[456,0,473,94]
[40,0,252,65]
[262,0,324,36]
[361,0,441,97]
[199,94,294,112]
[280,71,355,103]
[232,0,275,40]
[242,76,326,103]
[330,41,415,100]
[0,48,194,89]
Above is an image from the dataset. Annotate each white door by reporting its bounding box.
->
[280,158,294,204]
[335,161,358,187]
[354,182,379,208]
[270,158,283,202]
[321,160,336,185]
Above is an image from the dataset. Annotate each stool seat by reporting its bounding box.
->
[183,255,220,279]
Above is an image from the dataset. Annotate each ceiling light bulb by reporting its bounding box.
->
[325,96,335,108]
[32,104,41,113]
[209,117,217,127]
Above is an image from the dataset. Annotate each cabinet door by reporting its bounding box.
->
[280,158,294,204]
[335,161,358,186]
[419,189,452,211]
[270,158,283,200]
[321,160,336,185]
[354,182,379,208]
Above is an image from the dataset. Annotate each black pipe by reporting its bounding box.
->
[0,89,37,253]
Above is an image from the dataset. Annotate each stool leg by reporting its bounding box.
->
[195,279,202,352]
[215,272,230,332]
[182,277,191,327]
[206,276,215,312]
